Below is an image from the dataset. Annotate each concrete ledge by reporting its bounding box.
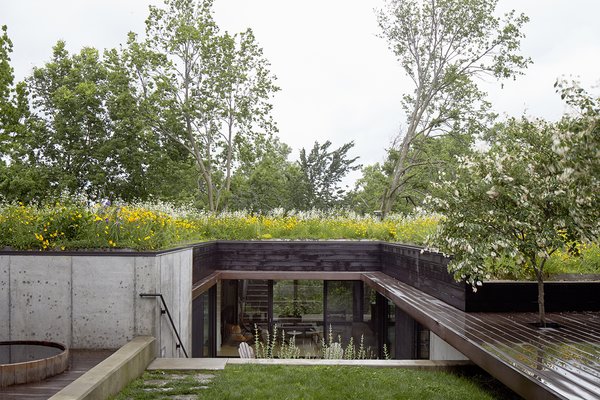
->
[148,358,227,370]
[50,336,156,400]
[227,358,474,371]
[147,357,473,372]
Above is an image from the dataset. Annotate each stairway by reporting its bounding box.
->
[241,280,269,329]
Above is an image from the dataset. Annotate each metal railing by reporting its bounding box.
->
[139,293,189,358]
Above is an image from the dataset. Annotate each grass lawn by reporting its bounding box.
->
[113,365,520,399]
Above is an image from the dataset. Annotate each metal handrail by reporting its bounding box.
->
[140,293,189,358]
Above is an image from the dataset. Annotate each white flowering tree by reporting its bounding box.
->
[427,89,599,325]
[552,82,599,240]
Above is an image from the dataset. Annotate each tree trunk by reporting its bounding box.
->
[536,269,546,327]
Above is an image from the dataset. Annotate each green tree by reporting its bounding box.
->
[29,42,113,199]
[103,48,198,202]
[24,42,195,202]
[377,0,531,216]
[427,108,599,325]
[345,163,388,214]
[0,25,28,150]
[0,25,48,202]
[297,141,360,210]
[229,138,300,212]
[124,0,279,211]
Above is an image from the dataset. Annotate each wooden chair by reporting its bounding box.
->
[238,342,255,358]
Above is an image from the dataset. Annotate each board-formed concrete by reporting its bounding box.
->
[179,249,192,358]
[0,249,192,355]
[158,251,178,358]
[0,256,9,340]
[154,250,193,358]
[134,256,159,337]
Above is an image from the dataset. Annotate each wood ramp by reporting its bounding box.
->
[363,272,600,400]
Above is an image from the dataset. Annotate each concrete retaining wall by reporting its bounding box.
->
[50,336,156,400]
[0,250,191,357]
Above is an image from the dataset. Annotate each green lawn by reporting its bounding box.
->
[113,365,520,399]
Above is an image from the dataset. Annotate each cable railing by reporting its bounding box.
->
[139,293,189,358]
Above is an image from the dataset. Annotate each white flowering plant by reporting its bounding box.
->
[426,86,599,326]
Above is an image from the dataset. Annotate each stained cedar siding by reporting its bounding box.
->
[215,241,382,272]
[192,242,218,282]
[381,243,467,310]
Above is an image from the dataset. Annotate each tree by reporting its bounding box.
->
[0,25,29,162]
[427,107,599,325]
[297,140,360,210]
[29,42,113,199]
[0,25,47,202]
[228,137,301,212]
[124,0,279,211]
[377,0,531,216]
[345,163,388,214]
[552,81,599,240]
[22,41,195,203]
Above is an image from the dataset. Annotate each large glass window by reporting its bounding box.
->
[325,281,353,343]
[192,287,215,357]
[273,280,323,357]
[202,291,210,356]
[218,280,249,357]
[324,281,377,357]
[215,279,379,358]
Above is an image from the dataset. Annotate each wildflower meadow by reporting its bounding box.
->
[0,200,596,277]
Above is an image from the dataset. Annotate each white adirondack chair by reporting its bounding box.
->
[238,342,255,358]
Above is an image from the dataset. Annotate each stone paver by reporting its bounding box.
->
[137,370,216,398]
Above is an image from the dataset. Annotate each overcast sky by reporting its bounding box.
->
[2,0,599,185]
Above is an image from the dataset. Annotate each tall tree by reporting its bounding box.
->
[297,140,360,210]
[0,25,51,202]
[23,42,194,202]
[124,0,279,211]
[229,137,300,212]
[0,25,29,163]
[377,0,531,216]
[29,42,112,199]
[345,163,388,214]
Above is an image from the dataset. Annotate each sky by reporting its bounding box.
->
[2,0,600,186]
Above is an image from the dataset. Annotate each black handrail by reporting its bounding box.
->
[140,293,189,358]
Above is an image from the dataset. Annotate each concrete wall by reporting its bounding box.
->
[0,249,192,357]
[429,332,469,361]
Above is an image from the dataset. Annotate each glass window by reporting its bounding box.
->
[386,300,396,359]
[273,280,323,357]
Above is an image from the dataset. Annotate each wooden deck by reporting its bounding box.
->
[0,349,113,400]
[191,268,600,399]
[363,272,600,400]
